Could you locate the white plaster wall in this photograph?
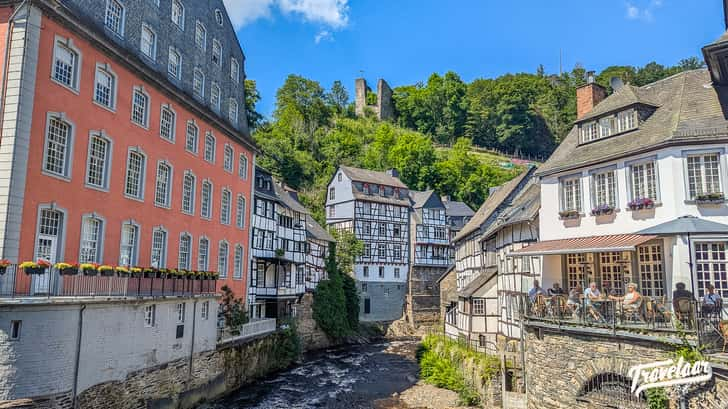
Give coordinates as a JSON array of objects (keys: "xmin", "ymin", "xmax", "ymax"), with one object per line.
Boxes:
[{"xmin": 353, "ymin": 263, "xmax": 408, "ymax": 283}]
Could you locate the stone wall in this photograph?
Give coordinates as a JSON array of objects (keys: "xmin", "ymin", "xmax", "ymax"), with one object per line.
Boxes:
[
  {"xmin": 524, "ymin": 326, "xmax": 728, "ymax": 409},
  {"xmin": 360, "ymin": 281, "xmax": 407, "ymax": 322},
  {"xmin": 406, "ymin": 266, "xmax": 447, "ymax": 328},
  {"xmin": 295, "ymin": 292, "xmax": 335, "ymax": 351}
]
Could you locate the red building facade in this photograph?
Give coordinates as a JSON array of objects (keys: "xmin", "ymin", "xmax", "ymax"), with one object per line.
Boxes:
[{"xmin": 0, "ymin": 1, "xmax": 255, "ymax": 297}]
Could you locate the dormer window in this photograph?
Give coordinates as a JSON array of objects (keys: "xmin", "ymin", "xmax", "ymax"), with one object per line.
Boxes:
[
  {"xmin": 580, "ymin": 122, "xmax": 598, "ymax": 143},
  {"xmin": 617, "ymin": 110, "xmax": 636, "ymax": 133},
  {"xmin": 580, "ymin": 109, "xmax": 637, "ymax": 144},
  {"xmin": 599, "ymin": 117, "xmax": 614, "ymax": 138}
]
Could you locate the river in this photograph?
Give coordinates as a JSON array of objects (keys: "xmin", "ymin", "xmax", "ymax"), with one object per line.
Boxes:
[{"xmin": 203, "ymin": 340, "xmax": 425, "ymax": 409}]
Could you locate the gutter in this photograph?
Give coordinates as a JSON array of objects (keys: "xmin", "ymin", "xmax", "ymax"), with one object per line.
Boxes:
[
  {"xmin": 187, "ymin": 300, "xmax": 198, "ymax": 380},
  {"xmin": 72, "ymin": 304, "xmax": 86, "ymax": 407}
]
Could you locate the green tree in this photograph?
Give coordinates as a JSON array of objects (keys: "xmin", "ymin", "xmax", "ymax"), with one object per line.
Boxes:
[
  {"xmin": 312, "ymin": 248, "xmax": 349, "ymax": 339},
  {"xmin": 244, "ymin": 79, "xmax": 263, "ymax": 131},
  {"xmin": 327, "ymin": 80, "xmax": 350, "ymax": 115},
  {"xmin": 330, "ymin": 229, "xmax": 364, "ymax": 275}
]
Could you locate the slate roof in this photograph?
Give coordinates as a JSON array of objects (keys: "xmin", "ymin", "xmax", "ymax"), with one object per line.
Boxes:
[
  {"xmin": 340, "ymin": 166, "xmax": 408, "ymax": 188},
  {"xmin": 444, "ymin": 200, "xmax": 475, "ymax": 218},
  {"xmin": 453, "ymin": 167, "xmax": 535, "ymax": 243},
  {"xmin": 481, "ymin": 180, "xmax": 540, "ymax": 239},
  {"xmin": 305, "ymin": 216, "xmax": 335, "ymax": 242},
  {"xmin": 577, "ymin": 84, "xmax": 659, "ymax": 122},
  {"xmin": 458, "ymin": 268, "xmax": 497, "ymax": 298},
  {"xmin": 538, "ymin": 69, "xmax": 728, "ymax": 177},
  {"xmin": 274, "ymin": 183, "xmax": 310, "ymax": 214},
  {"xmin": 410, "ymin": 190, "xmax": 435, "ymax": 208}
]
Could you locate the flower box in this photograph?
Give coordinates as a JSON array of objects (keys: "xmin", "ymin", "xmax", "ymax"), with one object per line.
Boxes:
[
  {"xmin": 558, "ymin": 209, "xmax": 580, "ymax": 219},
  {"xmin": 695, "ymin": 192, "xmax": 725, "ymax": 204},
  {"xmin": 0, "ymin": 259, "xmax": 10, "ymax": 275},
  {"xmin": 98, "ymin": 265, "xmax": 115, "ymax": 277},
  {"xmin": 116, "ymin": 266, "xmax": 130, "ymax": 277},
  {"xmin": 591, "ymin": 204, "xmax": 615, "ymax": 216},
  {"xmin": 55, "ymin": 262, "xmax": 79, "ymax": 276},
  {"xmin": 20, "ymin": 260, "xmax": 50, "ymax": 275},
  {"xmin": 80, "ymin": 263, "xmax": 99, "ymax": 276},
  {"xmin": 627, "ymin": 198, "xmax": 655, "ymax": 210}
]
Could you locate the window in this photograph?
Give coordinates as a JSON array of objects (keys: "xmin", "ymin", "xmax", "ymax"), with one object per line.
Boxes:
[
  {"xmin": 212, "ymin": 39, "xmax": 222, "ymax": 66},
  {"xmin": 35, "ymin": 208, "xmax": 64, "ymax": 262},
  {"xmin": 204, "ymin": 132, "xmax": 216, "ymax": 162},
  {"xmin": 592, "ymin": 170, "xmax": 616, "ymax": 208},
  {"xmin": 565, "ymin": 253, "xmax": 586, "ymax": 291},
  {"xmin": 119, "ymin": 222, "xmax": 139, "ymax": 266},
  {"xmin": 182, "ymin": 171, "xmax": 196, "ymax": 214},
  {"xmin": 104, "ymin": 0, "xmax": 125, "ymax": 36},
  {"xmin": 221, "ymin": 188, "xmax": 231, "ymax": 224},
  {"xmin": 363, "ymin": 266, "xmax": 368, "ymax": 277},
  {"xmin": 154, "ymin": 162, "xmax": 172, "ymax": 207},
  {"xmin": 140, "ymin": 24, "xmax": 156, "ymax": 59},
  {"xmin": 53, "ymin": 40, "xmax": 80, "ymax": 90},
  {"xmin": 687, "ymin": 153, "xmax": 722, "ymax": 200},
  {"xmin": 44, "ymin": 116, "xmax": 73, "ymax": 178},
  {"xmin": 695, "ymin": 242, "xmax": 728, "ymax": 298},
  {"xmin": 228, "ymin": 99, "xmax": 239, "ymax": 126},
  {"xmin": 211, "ymin": 82, "xmax": 221, "ymax": 112},
  {"xmin": 176, "ymin": 302, "xmax": 186, "ymax": 323},
  {"xmin": 234, "ymin": 245, "xmax": 243, "ymax": 279},
  {"xmin": 201, "ymin": 180, "xmax": 212, "ymax": 219},
  {"xmin": 178, "ymin": 233, "xmax": 192, "ymax": 269},
  {"xmin": 230, "ymin": 58, "xmax": 240, "ymax": 83},
  {"xmin": 434, "ymin": 227, "xmax": 446, "ymax": 240},
  {"xmin": 144, "ymin": 305, "xmax": 156, "ymax": 327},
  {"xmin": 201, "ymin": 301, "xmax": 209, "ymax": 320},
  {"xmin": 94, "ymin": 65, "xmax": 116, "ymax": 109},
  {"xmin": 168, "ymin": 48, "xmax": 181, "ymax": 80},
  {"xmin": 384, "ymin": 287, "xmax": 390, "ymax": 296},
  {"xmin": 10, "ymin": 320, "xmax": 21, "ymax": 340},
  {"xmin": 580, "ymin": 121, "xmax": 598, "ymax": 143},
  {"xmin": 150, "ymin": 227, "xmax": 167, "ymax": 268},
  {"xmin": 472, "ymin": 299, "xmax": 485, "ymax": 315},
  {"xmin": 236, "ymin": 194, "xmax": 246, "ymax": 228},
  {"xmin": 195, "ymin": 21, "xmax": 206, "ymax": 49},
  {"xmin": 198, "ymin": 237, "xmax": 209, "ymax": 270},
  {"xmin": 561, "ymin": 177, "xmax": 581, "ymax": 212},
  {"xmin": 185, "ymin": 121, "xmax": 199, "ymax": 153},
  {"xmin": 638, "ymin": 243, "xmax": 664, "ymax": 298},
  {"xmin": 193, "ymin": 68, "xmax": 205, "ymax": 98},
  {"xmin": 125, "ymin": 149, "xmax": 146, "ymax": 200},
  {"xmin": 600, "ymin": 252, "xmax": 623, "ymax": 295},
  {"xmin": 598, "ymin": 117, "xmax": 613, "ymax": 139},
  {"xmin": 218, "ymin": 241, "xmax": 229, "ymax": 278},
  {"xmin": 85, "ymin": 132, "xmax": 111, "ymax": 189},
  {"xmin": 394, "ymin": 268, "xmax": 400, "ymax": 278},
  {"xmin": 617, "ymin": 110, "xmax": 636, "ymax": 133},
  {"xmin": 131, "ymin": 88, "xmax": 149, "ymax": 127},
  {"xmin": 338, "ymin": 172, "xmax": 342, "ymax": 182},
  {"xmin": 629, "ymin": 161, "xmax": 657, "ymax": 201},
  {"xmin": 238, "ymin": 154, "xmax": 248, "ymax": 180},
  {"xmin": 255, "ymin": 198, "xmax": 274, "ymax": 219},
  {"xmin": 393, "ymin": 244, "xmax": 401, "ymax": 259},
  {"xmin": 378, "ymin": 223, "xmax": 386, "ymax": 236},
  {"xmin": 329, "ymin": 187, "xmax": 335, "ymax": 200},
  {"xmin": 215, "ymin": 9, "xmax": 224, "ymax": 25},
  {"xmin": 79, "ymin": 215, "xmax": 103, "ymax": 263},
  {"xmin": 362, "ymin": 282, "xmax": 368, "ymax": 292},
  {"xmin": 171, "ymin": 0, "xmax": 185, "ymax": 29},
  {"xmin": 378, "ymin": 266, "xmax": 384, "ymax": 278},
  {"xmin": 160, "ymin": 106, "xmax": 176, "ymax": 142},
  {"xmin": 219, "ymin": 146, "xmax": 233, "ymax": 174}
]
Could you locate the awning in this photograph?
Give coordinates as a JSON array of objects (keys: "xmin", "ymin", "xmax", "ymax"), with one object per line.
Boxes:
[{"xmin": 509, "ymin": 234, "xmax": 657, "ymax": 256}]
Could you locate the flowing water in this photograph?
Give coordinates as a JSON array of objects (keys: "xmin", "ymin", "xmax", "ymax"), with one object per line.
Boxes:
[{"xmin": 203, "ymin": 340, "xmax": 421, "ymax": 409}]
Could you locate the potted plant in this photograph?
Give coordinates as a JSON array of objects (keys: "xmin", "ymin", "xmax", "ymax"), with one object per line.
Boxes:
[
  {"xmin": 80, "ymin": 263, "xmax": 99, "ymax": 276},
  {"xmin": 695, "ymin": 192, "xmax": 725, "ymax": 204},
  {"xmin": 116, "ymin": 266, "xmax": 130, "ymax": 277},
  {"xmin": 627, "ymin": 197, "xmax": 655, "ymax": 210},
  {"xmin": 98, "ymin": 265, "xmax": 115, "ymax": 277},
  {"xmin": 130, "ymin": 266, "xmax": 142, "ymax": 277},
  {"xmin": 558, "ymin": 209, "xmax": 580, "ymax": 219},
  {"xmin": 143, "ymin": 267, "xmax": 158, "ymax": 278},
  {"xmin": 20, "ymin": 260, "xmax": 51, "ymax": 275},
  {"xmin": 591, "ymin": 204, "xmax": 615, "ymax": 216},
  {"xmin": 275, "ymin": 248, "xmax": 285, "ymax": 258},
  {"xmin": 0, "ymin": 259, "xmax": 11, "ymax": 275},
  {"xmin": 55, "ymin": 262, "xmax": 79, "ymax": 276}
]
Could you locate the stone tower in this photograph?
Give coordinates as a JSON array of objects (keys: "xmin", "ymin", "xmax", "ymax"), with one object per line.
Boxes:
[{"xmin": 355, "ymin": 78, "xmax": 393, "ymax": 121}]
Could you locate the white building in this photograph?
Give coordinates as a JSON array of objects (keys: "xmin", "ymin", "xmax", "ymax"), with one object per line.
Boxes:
[
  {"xmin": 304, "ymin": 215, "xmax": 335, "ymax": 291},
  {"xmin": 326, "ymin": 166, "xmax": 410, "ymax": 321}
]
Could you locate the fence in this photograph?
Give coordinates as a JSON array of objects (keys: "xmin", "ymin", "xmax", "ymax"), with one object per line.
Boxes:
[
  {"xmin": 217, "ymin": 318, "xmax": 277, "ymax": 343},
  {"xmin": 0, "ymin": 265, "xmax": 217, "ymax": 299}
]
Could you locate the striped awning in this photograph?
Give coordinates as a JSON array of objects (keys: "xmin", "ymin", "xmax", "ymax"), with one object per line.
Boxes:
[{"xmin": 510, "ymin": 234, "xmax": 657, "ymax": 256}]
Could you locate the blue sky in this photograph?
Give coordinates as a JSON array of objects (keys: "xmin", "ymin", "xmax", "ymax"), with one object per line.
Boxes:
[{"xmin": 223, "ymin": 0, "xmax": 725, "ymax": 117}]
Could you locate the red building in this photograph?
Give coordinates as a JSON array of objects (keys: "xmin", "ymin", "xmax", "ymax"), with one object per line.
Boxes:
[{"xmin": 0, "ymin": 0, "xmax": 256, "ymax": 297}]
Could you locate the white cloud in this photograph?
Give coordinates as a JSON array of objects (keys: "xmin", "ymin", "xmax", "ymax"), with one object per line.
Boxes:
[
  {"xmin": 626, "ymin": 4, "xmax": 640, "ymax": 19},
  {"xmin": 625, "ymin": 0, "xmax": 662, "ymax": 22},
  {"xmin": 223, "ymin": 0, "xmax": 349, "ymax": 40}
]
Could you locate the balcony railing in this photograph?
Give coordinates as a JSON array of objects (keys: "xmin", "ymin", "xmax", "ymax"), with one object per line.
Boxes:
[
  {"xmin": 522, "ymin": 294, "xmax": 726, "ymax": 349},
  {"xmin": 0, "ymin": 265, "xmax": 217, "ymax": 299},
  {"xmin": 218, "ymin": 318, "xmax": 277, "ymax": 343}
]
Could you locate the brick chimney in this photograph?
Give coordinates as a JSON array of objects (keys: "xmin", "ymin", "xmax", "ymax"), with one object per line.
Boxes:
[{"xmin": 576, "ymin": 72, "xmax": 607, "ymax": 119}]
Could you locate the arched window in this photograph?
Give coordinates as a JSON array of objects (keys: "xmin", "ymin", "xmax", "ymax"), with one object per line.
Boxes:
[
  {"xmin": 236, "ymin": 194, "xmax": 246, "ymax": 229},
  {"xmin": 178, "ymin": 233, "xmax": 192, "ymax": 269},
  {"xmin": 151, "ymin": 226, "xmax": 167, "ymax": 268},
  {"xmin": 198, "ymin": 236, "xmax": 209, "ymax": 270},
  {"xmin": 85, "ymin": 131, "xmax": 112, "ymax": 190},
  {"xmin": 181, "ymin": 170, "xmax": 196, "ymax": 214},
  {"xmin": 220, "ymin": 188, "xmax": 232, "ymax": 225},
  {"xmin": 201, "ymin": 180, "xmax": 213, "ymax": 219},
  {"xmin": 185, "ymin": 121, "xmax": 198, "ymax": 153},
  {"xmin": 234, "ymin": 245, "xmax": 243, "ymax": 279},
  {"xmin": 228, "ymin": 99, "xmax": 238, "ymax": 126},
  {"xmin": 215, "ymin": 9, "xmax": 224, "ymax": 26},
  {"xmin": 43, "ymin": 115, "xmax": 74, "ymax": 178},
  {"xmin": 204, "ymin": 132, "xmax": 216, "ymax": 163},
  {"xmin": 195, "ymin": 20, "xmax": 206, "ymax": 49},
  {"xmin": 171, "ymin": 0, "xmax": 185, "ymax": 29},
  {"xmin": 218, "ymin": 241, "xmax": 229, "ymax": 278},
  {"xmin": 154, "ymin": 161, "xmax": 172, "ymax": 208},
  {"xmin": 119, "ymin": 221, "xmax": 139, "ymax": 266},
  {"xmin": 238, "ymin": 154, "xmax": 248, "ymax": 180},
  {"xmin": 79, "ymin": 214, "xmax": 104, "ymax": 263},
  {"xmin": 223, "ymin": 144, "xmax": 234, "ymax": 172}
]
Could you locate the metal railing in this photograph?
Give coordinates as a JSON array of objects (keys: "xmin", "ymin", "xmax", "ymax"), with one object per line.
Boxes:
[
  {"xmin": 0, "ymin": 265, "xmax": 217, "ymax": 299},
  {"xmin": 217, "ymin": 318, "xmax": 277, "ymax": 343}
]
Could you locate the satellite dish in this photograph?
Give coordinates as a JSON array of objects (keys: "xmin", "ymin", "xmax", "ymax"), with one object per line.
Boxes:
[{"xmin": 610, "ymin": 76, "xmax": 625, "ymax": 91}]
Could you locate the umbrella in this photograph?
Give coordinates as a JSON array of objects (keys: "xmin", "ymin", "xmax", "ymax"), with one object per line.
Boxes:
[{"xmin": 637, "ymin": 215, "xmax": 728, "ymax": 296}]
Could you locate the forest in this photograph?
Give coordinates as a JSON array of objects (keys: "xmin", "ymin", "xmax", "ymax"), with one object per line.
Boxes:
[{"xmin": 245, "ymin": 57, "xmax": 706, "ymax": 223}]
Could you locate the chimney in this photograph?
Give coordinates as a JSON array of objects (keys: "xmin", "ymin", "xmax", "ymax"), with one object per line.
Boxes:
[
  {"xmin": 576, "ymin": 71, "xmax": 607, "ymax": 119},
  {"xmin": 385, "ymin": 169, "xmax": 399, "ymax": 178},
  {"xmin": 441, "ymin": 195, "xmax": 450, "ymax": 203}
]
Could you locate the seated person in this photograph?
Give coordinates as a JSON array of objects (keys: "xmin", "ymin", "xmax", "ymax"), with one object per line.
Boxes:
[
  {"xmin": 703, "ymin": 284, "xmax": 723, "ymax": 314},
  {"xmin": 548, "ymin": 282, "xmax": 566, "ymax": 296},
  {"xmin": 609, "ymin": 282, "xmax": 642, "ymax": 311},
  {"xmin": 672, "ymin": 282, "xmax": 695, "ymax": 316},
  {"xmin": 584, "ymin": 282, "xmax": 602, "ymax": 306},
  {"xmin": 567, "ymin": 284, "xmax": 583, "ymax": 314},
  {"xmin": 528, "ymin": 279, "xmax": 546, "ymax": 302}
]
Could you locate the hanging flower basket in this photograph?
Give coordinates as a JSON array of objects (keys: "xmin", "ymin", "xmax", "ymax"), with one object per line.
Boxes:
[
  {"xmin": 80, "ymin": 263, "xmax": 99, "ymax": 276},
  {"xmin": 55, "ymin": 262, "xmax": 79, "ymax": 276},
  {"xmin": 0, "ymin": 259, "xmax": 11, "ymax": 275},
  {"xmin": 20, "ymin": 260, "xmax": 51, "ymax": 275},
  {"xmin": 591, "ymin": 204, "xmax": 615, "ymax": 216},
  {"xmin": 627, "ymin": 198, "xmax": 655, "ymax": 210}
]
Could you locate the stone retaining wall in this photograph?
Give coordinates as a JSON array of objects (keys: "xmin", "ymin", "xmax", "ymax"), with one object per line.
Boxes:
[
  {"xmin": 295, "ymin": 292, "xmax": 335, "ymax": 352},
  {"xmin": 524, "ymin": 326, "xmax": 728, "ymax": 409}
]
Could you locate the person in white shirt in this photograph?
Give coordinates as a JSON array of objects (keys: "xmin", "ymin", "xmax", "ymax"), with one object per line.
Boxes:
[
  {"xmin": 584, "ymin": 282, "xmax": 605, "ymax": 322},
  {"xmin": 529, "ymin": 279, "xmax": 546, "ymax": 302}
]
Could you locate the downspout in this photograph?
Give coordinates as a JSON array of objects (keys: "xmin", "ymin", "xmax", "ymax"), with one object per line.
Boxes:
[
  {"xmin": 188, "ymin": 299, "xmax": 198, "ymax": 380},
  {"xmin": 72, "ymin": 304, "xmax": 86, "ymax": 408},
  {"xmin": 247, "ymin": 154, "xmax": 257, "ymax": 317}
]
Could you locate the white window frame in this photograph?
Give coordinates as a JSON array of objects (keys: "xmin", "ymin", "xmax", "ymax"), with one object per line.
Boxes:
[
  {"xmin": 168, "ymin": 47, "xmax": 182, "ymax": 80},
  {"xmin": 195, "ymin": 20, "xmax": 207, "ymax": 50},
  {"xmin": 42, "ymin": 113, "xmax": 75, "ymax": 181},
  {"xmin": 211, "ymin": 82, "xmax": 221, "ymax": 113},
  {"xmin": 33, "ymin": 204, "xmax": 67, "ymax": 263},
  {"xmin": 684, "ymin": 150, "xmax": 725, "ymax": 201},
  {"xmin": 218, "ymin": 240, "xmax": 229, "ymax": 278},
  {"xmin": 591, "ymin": 168, "xmax": 618, "ymax": 208},
  {"xmin": 131, "ymin": 86, "xmax": 150, "ymax": 128},
  {"xmin": 104, "ymin": 0, "xmax": 125, "ymax": 37},
  {"xmin": 140, "ymin": 23, "xmax": 157, "ymax": 60},
  {"xmin": 627, "ymin": 157, "xmax": 659, "ymax": 202},
  {"xmin": 472, "ymin": 298, "xmax": 485, "ymax": 315},
  {"xmin": 212, "ymin": 39, "xmax": 222, "ymax": 66},
  {"xmin": 124, "ymin": 147, "xmax": 147, "ymax": 201},
  {"xmin": 181, "ymin": 170, "xmax": 196, "ymax": 215},
  {"xmin": 598, "ymin": 117, "xmax": 614, "ymax": 139},
  {"xmin": 193, "ymin": 68, "xmax": 205, "ymax": 99},
  {"xmin": 234, "ymin": 245, "xmax": 243, "ymax": 279},
  {"xmin": 228, "ymin": 99, "xmax": 238, "ymax": 126},
  {"xmin": 176, "ymin": 302, "xmax": 186, "ymax": 323},
  {"xmin": 201, "ymin": 301, "xmax": 209, "ymax": 320},
  {"xmin": 238, "ymin": 154, "xmax": 248, "ymax": 180},
  {"xmin": 144, "ymin": 304, "xmax": 156, "ymax": 327},
  {"xmin": 150, "ymin": 226, "xmax": 168, "ymax": 268},
  {"xmin": 220, "ymin": 188, "xmax": 232, "ymax": 225},
  {"xmin": 79, "ymin": 213, "xmax": 105, "ymax": 263},
  {"xmin": 171, "ymin": 0, "xmax": 185, "ymax": 30},
  {"xmin": 580, "ymin": 121, "xmax": 598, "ymax": 143},
  {"xmin": 230, "ymin": 58, "xmax": 239, "ymax": 83},
  {"xmin": 201, "ymin": 179, "xmax": 213, "ymax": 219},
  {"xmin": 154, "ymin": 161, "xmax": 173, "ymax": 208},
  {"xmin": 178, "ymin": 232, "xmax": 192, "ymax": 270},
  {"xmin": 559, "ymin": 175, "xmax": 582, "ymax": 213},
  {"xmin": 185, "ymin": 120, "xmax": 199, "ymax": 154},
  {"xmin": 159, "ymin": 104, "xmax": 176, "ymax": 143},
  {"xmin": 617, "ymin": 109, "xmax": 636, "ymax": 133},
  {"xmin": 51, "ymin": 36, "xmax": 82, "ymax": 92},
  {"xmin": 236, "ymin": 194, "xmax": 246, "ymax": 229},
  {"xmin": 223, "ymin": 144, "xmax": 234, "ymax": 172},
  {"xmin": 93, "ymin": 63, "xmax": 117, "ymax": 111},
  {"xmin": 85, "ymin": 130, "xmax": 113, "ymax": 191},
  {"xmin": 119, "ymin": 220, "xmax": 140, "ymax": 266},
  {"xmin": 204, "ymin": 132, "xmax": 216, "ymax": 163},
  {"xmin": 198, "ymin": 236, "xmax": 210, "ymax": 271}
]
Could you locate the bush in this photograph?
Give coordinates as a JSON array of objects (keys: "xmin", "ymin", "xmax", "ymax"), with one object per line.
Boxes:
[
  {"xmin": 271, "ymin": 319, "xmax": 302, "ymax": 369},
  {"xmin": 341, "ymin": 272, "xmax": 359, "ymax": 332},
  {"xmin": 312, "ymin": 248, "xmax": 350, "ymax": 339}
]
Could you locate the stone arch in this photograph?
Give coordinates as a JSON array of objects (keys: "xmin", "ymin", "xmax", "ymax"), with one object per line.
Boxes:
[
  {"xmin": 573, "ymin": 356, "xmax": 633, "ymax": 388},
  {"xmin": 577, "ymin": 372, "xmax": 647, "ymax": 409}
]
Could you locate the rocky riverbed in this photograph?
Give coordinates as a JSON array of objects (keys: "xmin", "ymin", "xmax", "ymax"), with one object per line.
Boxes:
[{"xmin": 202, "ymin": 339, "xmax": 474, "ymax": 409}]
